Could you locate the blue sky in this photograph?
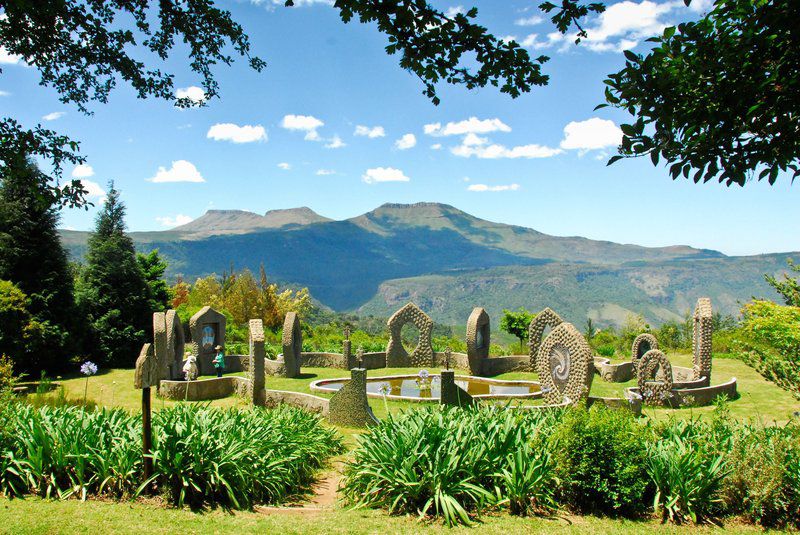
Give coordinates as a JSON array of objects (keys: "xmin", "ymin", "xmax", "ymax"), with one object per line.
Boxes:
[{"xmin": 1, "ymin": 0, "xmax": 797, "ymax": 256}]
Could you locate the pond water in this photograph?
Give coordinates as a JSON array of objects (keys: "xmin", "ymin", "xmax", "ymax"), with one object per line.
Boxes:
[{"xmin": 314, "ymin": 374, "xmax": 540, "ymax": 400}]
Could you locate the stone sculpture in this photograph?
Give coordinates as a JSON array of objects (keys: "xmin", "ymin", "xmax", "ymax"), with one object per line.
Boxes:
[
  {"xmin": 465, "ymin": 307, "xmax": 490, "ymax": 375},
  {"xmin": 248, "ymin": 319, "xmax": 266, "ymax": 405},
  {"xmin": 189, "ymin": 306, "xmax": 226, "ymax": 375},
  {"xmin": 637, "ymin": 349, "xmax": 673, "ymax": 405},
  {"xmin": 528, "ymin": 307, "xmax": 563, "ymax": 370},
  {"xmin": 536, "ymin": 322, "xmax": 593, "ymax": 405},
  {"xmin": 328, "ymin": 368, "xmax": 379, "ymax": 428},
  {"xmin": 153, "ymin": 310, "xmax": 185, "ymax": 381},
  {"xmin": 692, "ymin": 297, "xmax": 713, "ymax": 381},
  {"xmin": 631, "ymin": 333, "xmax": 659, "ymax": 371},
  {"xmin": 282, "ymin": 311, "xmax": 302, "ymax": 378},
  {"xmin": 385, "ymin": 302, "xmax": 434, "ymax": 368},
  {"xmin": 134, "ymin": 343, "xmax": 156, "ymax": 389},
  {"xmin": 343, "ymin": 326, "xmax": 353, "ymax": 369},
  {"xmin": 440, "ymin": 369, "xmax": 474, "ymax": 408},
  {"xmin": 182, "ymin": 355, "xmax": 199, "ymax": 381}
]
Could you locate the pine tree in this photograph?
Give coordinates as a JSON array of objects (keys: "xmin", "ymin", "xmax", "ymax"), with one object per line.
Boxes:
[
  {"xmin": 76, "ymin": 182, "xmax": 151, "ymax": 367},
  {"xmin": 137, "ymin": 249, "xmax": 172, "ymax": 313},
  {"xmin": 0, "ymin": 155, "xmax": 80, "ymax": 373}
]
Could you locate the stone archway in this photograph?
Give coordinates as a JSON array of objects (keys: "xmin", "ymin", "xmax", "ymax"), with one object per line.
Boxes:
[
  {"xmin": 637, "ymin": 349, "xmax": 673, "ymax": 405},
  {"xmin": 528, "ymin": 307, "xmax": 563, "ymax": 370},
  {"xmin": 282, "ymin": 312, "xmax": 302, "ymax": 378},
  {"xmin": 189, "ymin": 306, "xmax": 226, "ymax": 376},
  {"xmin": 631, "ymin": 333, "xmax": 658, "ymax": 372},
  {"xmin": 692, "ymin": 298, "xmax": 713, "ymax": 381},
  {"xmin": 386, "ymin": 303, "xmax": 434, "ymax": 368},
  {"xmin": 536, "ymin": 322, "xmax": 593, "ymax": 405},
  {"xmin": 466, "ymin": 307, "xmax": 490, "ymax": 376}
]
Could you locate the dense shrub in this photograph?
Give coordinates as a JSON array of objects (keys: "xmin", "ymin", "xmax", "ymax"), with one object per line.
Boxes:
[
  {"xmin": 648, "ymin": 420, "xmax": 729, "ymax": 524},
  {"xmin": 341, "ymin": 406, "xmax": 561, "ymax": 526},
  {"xmin": 722, "ymin": 423, "xmax": 800, "ymax": 528},
  {"xmin": 734, "ymin": 300, "xmax": 800, "ymax": 398},
  {"xmin": 0, "ymin": 403, "xmax": 342, "ymax": 508},
  {"xmin": 550, "ymin": 406, "xmax": 654, "ymax": 517}
]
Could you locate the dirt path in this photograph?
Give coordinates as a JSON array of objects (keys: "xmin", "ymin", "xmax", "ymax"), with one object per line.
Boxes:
[{"xmin": 256, "ymin": 462, "xmax": 344, "ymax": 515}]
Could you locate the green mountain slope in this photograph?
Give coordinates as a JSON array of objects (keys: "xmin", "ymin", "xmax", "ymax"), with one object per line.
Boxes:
[
  {"xmin": 356, "ymin": 254, "xmax": 795, "ymax": 327},
  {"xmin": 59, "ymin": 202, "xmax": 794, "ymax": 326}
]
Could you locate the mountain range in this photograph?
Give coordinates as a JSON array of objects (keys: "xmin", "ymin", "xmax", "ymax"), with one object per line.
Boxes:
[{"xmin": 60, "ymin": 202, "xmax": 796, "ymax": 328}]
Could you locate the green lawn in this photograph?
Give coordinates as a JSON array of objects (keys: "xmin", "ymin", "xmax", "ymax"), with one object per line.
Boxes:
[
  {"xmin": 0, "ymin": 497, "xmax": 764, "ymax": 534},
  {"xmin": 37, "ymin": 352, "xmax": 800, "ymax": 424}
]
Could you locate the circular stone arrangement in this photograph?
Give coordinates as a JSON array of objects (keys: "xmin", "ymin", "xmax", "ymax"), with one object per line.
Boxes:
[
  {"xmin": 631, "ymin": 333, "xmax": 658, "ymax": 372},
  {"xmin": 536, "ymin": 322, "xmax": 592, "ymax": 405},
  {"xmin": 528, "ymin": 307, "xmax": 563, "ymax": 370},
  {"xmin": 637, "ymin": 349, "xmax": 673, "ymax": 405}
]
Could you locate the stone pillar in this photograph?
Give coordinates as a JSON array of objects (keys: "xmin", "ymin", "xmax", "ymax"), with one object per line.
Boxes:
[
  {"xmin": 282, "ymin": 312, "xmax": 302, "ymax": 378},
  {"xmin": 342, "ymin": 326, "xmax": 353, "ymax": 369},
  {"xmin": 248, "ymin": 319, "xmax": 266, "ymax": 406},
  {"xmin": 439, "ymin": 369, "xmax": 474, "ymax": 408},
  {"xmin": 328, "ymin": 368, "xmax": 379, "ymax": 428}
]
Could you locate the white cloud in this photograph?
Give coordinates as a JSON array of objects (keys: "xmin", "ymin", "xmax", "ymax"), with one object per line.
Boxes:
[
  {"xmin": 281, "ymin": 114, "xmax": 324, "ymax": 140},
  {"xmin": 431, "ymin": 143, "xmax": 442, "ymax": 150},
  {"xmin": 206, "ymin": 123, "xmax": 267, "ymax": 143},
  {"xmin": 316, "ymin": 169, "xmax": 336, "ymax": 176},
  {"xmin": 395, "ymin": 133, "xmax": 417, "ymax": 150},
  {"xmin": 81, "ymin": 179, "xmax": 106, "ymax": 199},
  {"xmin": 156, "ymin": 214, "xmax": 193, "ymax": 228},
  {"xmin": 520, "ymin": 33, "xmax": 563, "ymax": 50},
  {"xmin": 148, "ymin": 160, "xmax": 205, "ymax": 183},
  {"xmin": 560, "ymin": 117, "xmax": 622, "ymax": 150},
  {"xmin": 71, "ymin": 164, "xmax": 94, "ymax": 178},
  {"xmin": 42, "ymin": 112, "xmax": 65, "ymax": 121},
  {"xmin": 541, "ymin": 0, "xmax": 676, "ymax": 53},
  {"xmin": 0, "ymin": 90, "xmax": 9, "ymax": 97},
  {"xmin": 325, "ymin": 135, "xmax": 346, "ymax": 149},
  {"xmin": 467, "ymin": 183, "xmax": 521, "ymax": 192},
  {"xmin": 277, "ymin": 162, "xmax": 291, "ymax": 170},
  {"xmin": 424, "ymin": 117, "xmax": 511, "ymax": 137},
  {"xmin": 445, "ymin": 5, "xmax": 464, "ymax": 17},
  {"xmin": 514, "ymin": 15, "xmax": 543, "ymax": 26},
  {"xmin": 354, "ymin": 125, "xmax": 386, "ymax": 138},
  {"xmin": 175, "ymin": 86, "xmax": 206, "ymax": 104},
  {"xmin": 0, "ymin": 47, "xmax": 23, "ymax": 65},
  {"xmin": 362, "ymin": 167, "xmax": 410, "ymax": 184},
  {"xmin": 452, "ymin": 139, "xmax": 562, "ymax": 159}
]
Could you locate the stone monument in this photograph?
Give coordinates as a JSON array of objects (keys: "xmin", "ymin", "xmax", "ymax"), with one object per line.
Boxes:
[
  {"xmin": 637, "ymin": 349, "xmax": 674, "ymax": 405},
  {"xmin": 465, "ymin": 307, "xmax": 490, "ymax": 376},
  {"xmin": 692, "ymin": 297, "xmax": 713, "ymax": 381},
  {"xmin": 528, "ymin": 307, "xmax": 563, "ymax": 370},
  {"xmin": 282, "ymin": 311, "xmax": 302, "ymax": 378},
  {"xmin": 328, "ymin": 367, "xmax": 379, "ymax": 428},
  {"xmin": 536, "ymin": 322, "xmax": 593, "ymax": 405},
  {"xmin": 248, "ymin": 319, "xmax": 266, "ymax": 405},
  {"xmin": 189, "ymin": 306, "xmax": 226, "ymax": 376},
  {"xmin": 631, "ymin": 333, "xmax": 659, "ymax": 372},
  {"xmin": 385, "ymin": 302, "xmax": 434, "ymax": 368}
]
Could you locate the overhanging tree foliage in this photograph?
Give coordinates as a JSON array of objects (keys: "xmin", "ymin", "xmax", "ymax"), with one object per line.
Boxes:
[
  {"xmin": 598, "ymin": 0, "xmax": 799, "ymax": 186},
  {"xmin": 0, "ymin": 0, "xmax": 543, "ymax": 207}
]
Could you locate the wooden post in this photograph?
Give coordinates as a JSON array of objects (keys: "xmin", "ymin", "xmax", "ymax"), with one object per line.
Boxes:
[{"xmin": 142, "ymin": 387, "xmax": 153, "ymax": 482}]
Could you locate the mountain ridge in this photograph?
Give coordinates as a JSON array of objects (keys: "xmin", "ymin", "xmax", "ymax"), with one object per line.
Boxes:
[{"xmin": 58, "ymin": 202, "xmax": 795, "ymax": 327}]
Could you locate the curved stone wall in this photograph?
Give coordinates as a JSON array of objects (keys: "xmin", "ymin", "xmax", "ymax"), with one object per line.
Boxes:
[
  {"xmin": 159, "ymin": 376, "xmax": 249, "ymax": 401},
  {"xmin": 593, "ymin": 358, "xmax": 635, "ymax": 382}
]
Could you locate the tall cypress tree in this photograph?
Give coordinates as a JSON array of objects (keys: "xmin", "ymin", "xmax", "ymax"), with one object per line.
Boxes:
[
  {"xmin": 77, "ymin": 182, "xmax": 150, "ymax": 367},
  {"xmin": 0, "ymin": 155, "xmax": 79, "ymax": 373}
]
